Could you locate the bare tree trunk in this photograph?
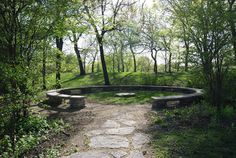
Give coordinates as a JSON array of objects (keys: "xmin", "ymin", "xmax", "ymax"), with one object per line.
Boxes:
[
  {"xmin": 91, "ymin": 59, "xmax": 95, "ymax": 73},
  {"xmin": 164, "ymin": 51, "xmax": 167, "ymax": 72},
  {"xmin": 151, "ymin": 49, "xmax": 158, "ymax": 74},
  {"xmin": 56, "ymin": 37, "xmax": 63, "ymax": 89},
  {"xmin": 228, "ymin": 0, "xmax": 236, "ymax": 62},
  {"xmin": 168, "ymin": 52, "xmax": 172, "ymax": 73},
  {"xmin": 74, "ymin": 43, "xmax": 86, "ymax": 76},
  {"xmin": 121, "ymin": 51, "xmax": 125, "ymax": 72},
  {"xmin": 42, "ymin": 49, "xmax": 46, "ymax": 90},
  {"xmin": 130, "ymin": 45, "xmax": 137, "ymax": 72},
  {"xmin": 120, "ymin": 45, "xmax": 125, "ymax": 72},
  {"xmin": 91, "ymin": 50, "xmax": 98, "ymax": 73},
  {"xmin": 154, "ymin": 60, "xmax": 157, "ymax": 74},
  {"xmin": 231, "ymin": 24, "xmax": 236, "ymax": 61},
  {"xmin": 117, "ymin": 56, "xmax": 120, "ymax": 72},
  {"xmin": 97, "ymin": 63, "xmax": 100, "ymax": 72},
  {"xmin": 112, "ymin": 53, "xmax": 115, "ymax": 73},
  {"xmin": 184, "ymin": 40, "xmax": 190, "ymax": 71},
  {"xmin": 83, "ymin": 56, "xmax": 86, "ymax": 73},
  {"xmin": 98, "ymin": 37, "xmax": 110, "ymax": 85},
  {"xmin": 91, "ymin": 56, "xmax": 96, "ymax": 73}
]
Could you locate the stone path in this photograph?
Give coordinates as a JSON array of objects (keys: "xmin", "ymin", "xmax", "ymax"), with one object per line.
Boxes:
[{"xmin": 63, "ymin": 103, "xmax": 152, "ymax": 158}]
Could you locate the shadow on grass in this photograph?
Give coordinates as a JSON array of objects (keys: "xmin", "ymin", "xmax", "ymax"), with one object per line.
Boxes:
[
  {"xmin": 149, "ymin": 106, "xmax": 236, "ymax": 158},
  {"xmin": 61, "ymin": 74, "xmax": 84, "ymax": 84},
  {"xmin": 152, "ymin": 127, "xmax": 236, "ymax": 158}
]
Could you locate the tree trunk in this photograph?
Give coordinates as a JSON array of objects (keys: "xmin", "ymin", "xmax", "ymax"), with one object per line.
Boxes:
[
  {"xmin": 83, "ymin": 55, "xmax": 86, "ymax": 73},
  {"xmin": 151, "ymin": 49, "xmax": 158, "ymax": 74},
  {"xmin": 56, "ymin": 37, "xmax": 63, "ymax": 89},
  {"xmin": 97, "ymin": 59, "xmax": 100, "ymax": 72},
  {"xmin": 168, "ymin": 52, "xmax": 172, "ymax": 73},
  {"xmin": 91, "ymin": 51, "xmax": 97, "ymax": 73},
  {"xmin": 121, "ymin": 51, "xmax": 125, "ymax": 72},
  {"xmin": 74, "ymin": 43, "xmax": 86, "ymax": 76},
  {"xmin": 130, "ymin": 45, "xmax": 137, "ymax": 72},
  {"xmin": 120, "ymin": 45, "xmax": 125, "ymax": 72},
  {"xmin": 117, "ymin": 56, "xmax": 120, "ymax": 72},
  {"xmin": 98, "ymin": 38, "xmax": 110, "ymax": 85},
  {"xmin": 91, "ymin": 57, "xmax": 96, "ymax": 73},
  {"xmin": 231, "ymin": 24, "xmax": 236, "ymax": 62},
  {"xmin": 228, "ymin": 0, "xmax": 236, "ymax": 62},
  {"xmin": 184, "ymin": 40, "xmax": 189, "ymax": 71},
  {"xmin": 164, "ymin": 51, "xmax": 167, "ymax": 72},
  {"xmin": 154, "ymin": 60, "xmax": 157, "ymax": 74},
  {"xmin": 112, "ymin": 53, "xmax": 115, "ymax": 73},
  {"xmin": 42, "ymin": 49, "xmax": 46, "ymax": 90}
]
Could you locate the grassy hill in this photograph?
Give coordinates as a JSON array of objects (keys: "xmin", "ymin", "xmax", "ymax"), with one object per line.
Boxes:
[{"xmin": 46, "ymin": 71, "xmax": 204, "ymax": 89}]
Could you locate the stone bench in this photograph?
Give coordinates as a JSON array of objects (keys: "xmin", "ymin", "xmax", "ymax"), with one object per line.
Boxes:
[
  {"xmin": 152, "ymin": 92, "xmax": 203, "ymax": 109},
  {"xmin": 47, "ymin": 86, "xmax": 203, "ymax": 109},
  {"xmin": 46, "ymin": 90, "xmax": 86, "ymax": 108}
]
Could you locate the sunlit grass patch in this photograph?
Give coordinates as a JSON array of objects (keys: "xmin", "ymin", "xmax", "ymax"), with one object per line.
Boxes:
[{"xmin": 85, "ymin": 90, "xmax": 179, "ymax": 105}]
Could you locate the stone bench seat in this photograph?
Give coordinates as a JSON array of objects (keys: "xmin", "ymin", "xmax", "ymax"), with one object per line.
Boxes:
[
  {"xmin": 152, "ymin": 93, "xmax": 202, "ymax": 109},
  {"xmin": 46, "ymin": 90, "xmax": 86, "ymax": 108}
]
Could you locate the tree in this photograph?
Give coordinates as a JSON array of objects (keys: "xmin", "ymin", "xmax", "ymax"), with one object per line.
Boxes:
[
  {"xmin": 173, "ymin": 14, "xmax": 192, "ymax": 71},
  {"xmin": 52, "ymin": 0, "xmax": 74, "ymax": 88},
  {"xmin": 67, "ymin": 2, "xmax": 88, "ymax": 75},
  {"xmin": 83, "ymin": 0, "xmax": 130, "ymax": 85},
  {"xmin": 0, "ymin": 0, "xmax": 58, "ymax": 153},
  {"xmin": 141, "ymin": 7, "xmax": 163, "ymax": 74},
  {"xmin": 161, "ymin": 30, "xmax": 174, "ymax": 73},
  {"xmin": 227, "ymin": 0, "xmax": 236, "ymax": 62},
  {"xmin": 122, "ymin": 25, "xmax": 141, "ymax": 72},
  {"xmin": 69, "ymin": 32, "xmax": 86, "ymax": 75},
  {"xmin": 169, "ymin": 0, "xmax": 232, "ymax": 109}
]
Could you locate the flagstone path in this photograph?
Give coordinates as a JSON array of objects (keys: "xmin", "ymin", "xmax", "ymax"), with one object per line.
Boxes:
[{"xmin": 62, "ymin": 103, "xmax": 153, "ymax": 158}]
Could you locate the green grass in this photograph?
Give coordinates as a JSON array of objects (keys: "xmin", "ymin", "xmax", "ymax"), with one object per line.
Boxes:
[
  {"xmin": 150, "ymin": 104, "xmax": 236, "ymax": 158},
  {"xmin": 46, "ymin": 71, "xmax": 204, "ymax": 89},
  {"xmin": 153, "ymin": 128, "xmax": 236, "ymax": 158},
  {"xmin": 85, "ymin": 91, "xmax": 180, "ymax": 105}
]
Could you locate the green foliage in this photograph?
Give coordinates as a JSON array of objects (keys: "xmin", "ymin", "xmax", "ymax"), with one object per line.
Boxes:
[
  {"xmin": 224, "ymin": 69, "xmax": 236, "ymax": 104},
  {"xmin": 0, "ymin": 114, "xmax": 67, "ymax": 158},
  {"xmin": 39, "ymin": 146, "xmax": 60, "ymax": 158}
]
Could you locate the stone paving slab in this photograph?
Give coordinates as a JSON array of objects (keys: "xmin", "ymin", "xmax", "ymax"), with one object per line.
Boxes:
[
  {"xmin": 64, "ymin": 150, "xmax": 110, "ymax": 158},
  {"xmin": 110, "ymin": 150, "xmax": 128, "ymax": 158},
  {"xmin": 102, "ymin": 120, "xmax": 121, "ymax": 128},
  {"xmin": 118, "ymin": 119, "xmax": 137, "ymax": 126},
  {"xmin": 86, "ymin": 130, "xmax": 104, "ymax": 137},
  {"xmin": 132, "ymin": 133, "xmax": 150, "ymax": 149},
  {"xmin": 105, "ymin": 127, "xmax": 135, "ymax": 135},
  {"xmin": 129, "ymin": 150, "xmax": 145, "ymax": 158},
  {"xmin": 87, "ymin": 127, "xmax": 135, "ymax": 137},
  {"xmin": 89, "ymin": 135, "xmax": 129, "ymax": 148}
]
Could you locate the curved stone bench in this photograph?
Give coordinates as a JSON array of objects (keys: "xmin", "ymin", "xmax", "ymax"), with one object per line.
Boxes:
[
  {"xmin": 151, "ymin": 88, "xmax": 203, "ymax": 109},
  {"xmin": 46, "ymin": 89, "xmax": 86, "ymax": 108},
  {"xmin": 46, "ymin": 85, "xmax": 203, "ymax": 109}
]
